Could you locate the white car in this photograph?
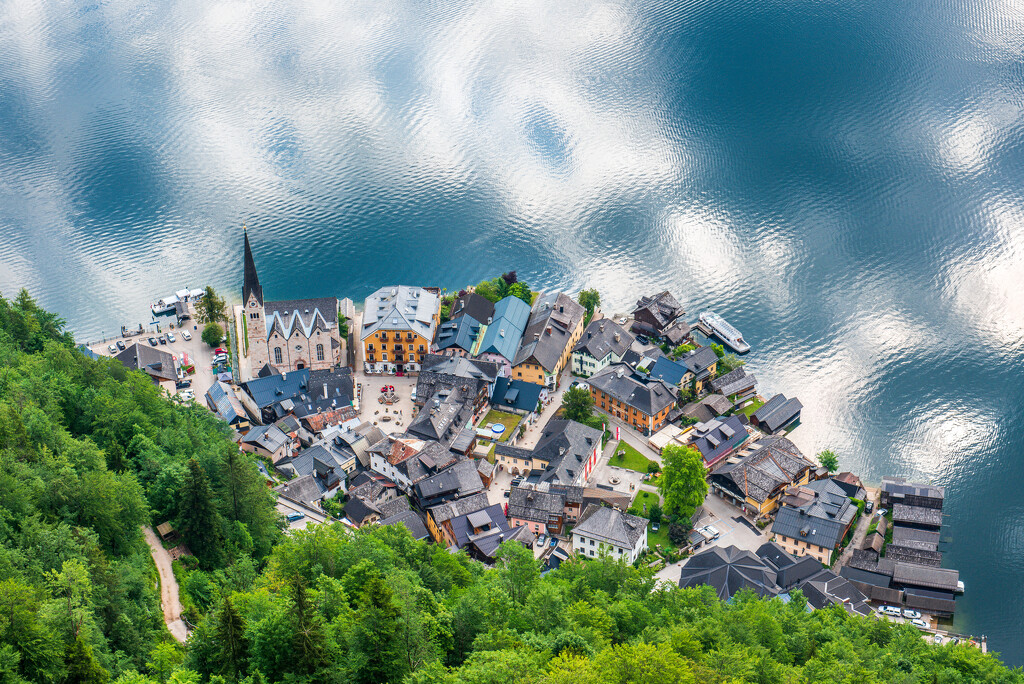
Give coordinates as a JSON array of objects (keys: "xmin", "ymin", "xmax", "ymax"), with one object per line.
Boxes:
[
  {"xmin": 910, "ymin": 618, "xmax": 929, "ymax": 629},
  {"xmin": 166, "ymin": 332, "xmax": 176, "ymax": 343},
  {"xmin": 876, "ymin": 605, "xmax": 902, "ymax": 617},
  {"xmin": 178, "ymin": 390, "xmax": 195, "ymax": 402},
  {"xmin": 410, "ymin": 386, "xmax": 417, "ymax": 402},
  {"xmin": 181, "ymin": 330, "xmax": 192, "ymax": 341},
  {"xmin": 701, "ymin": 525, "xmax": 721, "ymax": 540},
  {"xmin": 107, "ymin": 344, "xmax": 118, "ymax": 353},
  {"xmin": 902, "ymin": 609, "xmax": 921, "ymax": 619}
]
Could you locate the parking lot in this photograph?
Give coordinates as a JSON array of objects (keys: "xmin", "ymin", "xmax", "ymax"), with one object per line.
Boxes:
[{"xmin": 86, "ymin": 319, "xmax": 220, "ymax": 402}]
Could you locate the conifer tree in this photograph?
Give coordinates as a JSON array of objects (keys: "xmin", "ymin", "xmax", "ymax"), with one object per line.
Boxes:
[{"xmin": 177, "ymin": 459, "xmax": 224, "ymax": 568}]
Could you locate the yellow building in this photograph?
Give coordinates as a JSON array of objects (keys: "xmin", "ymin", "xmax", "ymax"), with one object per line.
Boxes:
[
  {"xmin": 708, "ymin": 435, "xmax": 816, "ymax": 518},
  {"xmin": 361, "ymin": 286, "xmax": 441, "ymax": 373},
  {"xmin": 511, "ymin": 292, "xmax": 585, "ymax": 388}
]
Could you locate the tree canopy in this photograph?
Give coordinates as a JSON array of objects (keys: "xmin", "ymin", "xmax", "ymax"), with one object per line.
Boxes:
[
  {"xmin": 196, "ymin": 287, "xmax": 227, "ymax": 324},
  {"xmin": 577, "ymin": 289, "xmax": 600, "ymax": 326},
  {"xmin": 202, "ymin": 322, "xmax": 224, "ymax": 348},
  {"xmin": 560, "ymin": 387, "xmax": 595, "ymax": 424},
  {"xmin": 818, "ymin": 449, "xmax": 839, "ymax": 472},
  {"xmin": 658, "ymin": 444, "xmax": 708, "ymax": 520}
]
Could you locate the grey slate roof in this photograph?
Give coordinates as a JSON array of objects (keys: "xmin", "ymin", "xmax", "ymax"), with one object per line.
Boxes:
[
  {"xmin": 274, "ymin": 475, "xmax": 324, "ymax": 508},
  {"xmin": 892, "ymin": 526, "xmax": 940, "ymax": 551},
  {"xmin": 476, "ymin": 296, "xmax": 532, "ymax": 361},
  {"xmin": 892, "ymin": 562, "xmax": 959, "ymax": 592},
  {"xmin": 513, "ymin": 292, "xmax": 585, "ymax": 372},
  {"xmin": 377, "ymin": 496, "xmax": 411, "ymax": 519},
  {"xmin": 758, "ymin": 396, "xmax": 803, "ymax": 433},
  {"xmin": 631, "ymin": 292, "xmax": 685, "ymax": 332},
  {"xmin": 680, "ymin": 346, "xmax": 719, "ymax": 375},
  {"xmin": 361, "ymin": 286, "xmax": 440, "ymax": 340},
  {"xmin": 242, "ymin": 369, "xmax": 311, "ymax": 409},
  {"xmin": 450, "ymin": 503, "xmax": 510, "ymax": 548},
  {"xmin": 572, "ymin": 319, "xmax": 632, "ymax": 362},
  {"xmin": 690, "ymin": 415, "xmax": 748, "ymax": 466},
  {"xmin": 880, "ymin": 477, "xmax": 945, "ymax": 508},
  {"xmin": 799, "ymin": 569, "xmax": 872, "ymax": 616},
  {"xmin": 264, "ymin": 298, "xmax": 338, "ymax": 341},
  {"xmin": 755, "ymin": 542, "xmax": 824, "ymax": 589},
  {"xmin": 115, "ymin": 343, "xmax": 177, "ymax": 382},
  {"xmin": 206, "ymin": 381, "xmax": 246, "ymax": 424},
  {"xmin": 450, "ymin": 292, "xmax": 495, "ymax": 324},
  {"xmin": 242, "ymin": 424, "xmax": 289, "ymax": 453},
  {"xmin": 710, "ymin": 368, "xmax": 755, "ymax": 395},
  {"xmin": 573, "ymin": 504, "xmax": 646, "ymax": 549},
  {"xmin": 490, "ymin": 377, "xmax": 545, "ymax": 413},
  {"xmin": 886, "ymin": 545, "xmax": 943, "ymax": 567},
  {"xmin": 711, "ymin": 435, "xmax": 813, "ymax": 505},
  {"xmin": 892, "ymin": 504, "xmax": 943, "ymax": 528},
  {"xmin": 379, "ymin": 509, "xmax": 430, "ymax": 540},
  {"xmin": 496, "ymin": 419, "xmax": 602, "ymax": 486},
  {"xmin": 678, "ymin": 545, "xmax": 779, "ymax": 599},
  {"xmin": 414, "ymin": 459, "xmax": 484, "ymax": 503},
  {"xmin": 588, "ymin": 363, "xmax": 678, "ymax": 416},
  {"xmin": 406, "ymin": 387, "xmax": 476, "ymax": 447},
  {"xmin": 428, "ymin": 491, "xmax": 490, "ymax": 525},
  {"xmin": 772, "ymin": 478, "xmax": 856, "ymax": 550},
  {"xmin": 508, "ymin": 486, "xmax": 564, "ymax": 523}
]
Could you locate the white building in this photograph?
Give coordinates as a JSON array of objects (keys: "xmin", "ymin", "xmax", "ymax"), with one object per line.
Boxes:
[
  {"xmin": 571, "ymin": 503, "xmax": 648, "ymax": 564},
  {"xmin": 570, "ymin": 319, "xmax": 633, "ymax": 377}
]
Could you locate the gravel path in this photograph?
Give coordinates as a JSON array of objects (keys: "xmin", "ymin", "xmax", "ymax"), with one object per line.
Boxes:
[{"xmin": 142, "ymin": 526, "xmax": 188, "ymax": 643}]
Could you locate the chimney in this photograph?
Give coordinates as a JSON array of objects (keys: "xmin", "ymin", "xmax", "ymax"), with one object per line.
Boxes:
[
  {"xmin": 534, "ymin": 332, "xmax": 540, "ymax": 340},
  {"xmin": 600, "ymin": 322, "xmax": 605, "ymax": 332},
  {"xmin": 613, "ymin": 333, "xmax": 620, "ymax": 343},
  {"xmin": 546, "ymin": 326, "xmax": 552, "ymax": 335},
  {"xmin": 282, "ymin": 372, "xmax": 288, "ymax": 381}
]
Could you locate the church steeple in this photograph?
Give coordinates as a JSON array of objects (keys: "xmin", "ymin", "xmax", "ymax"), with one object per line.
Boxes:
[{"xmin": 242, "ymin": 226, "xmax": 263, "ymax": 306}]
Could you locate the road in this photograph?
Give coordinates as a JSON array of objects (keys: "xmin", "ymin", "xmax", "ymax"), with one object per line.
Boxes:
[{"xmin": 142, "ymin": 526, "xmax": 188, "ymax": 643}]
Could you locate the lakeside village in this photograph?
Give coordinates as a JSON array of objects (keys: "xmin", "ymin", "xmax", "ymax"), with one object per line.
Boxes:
[{"xmin": 87, "ymin": 230, "xmax": 981, "ymax": 650}]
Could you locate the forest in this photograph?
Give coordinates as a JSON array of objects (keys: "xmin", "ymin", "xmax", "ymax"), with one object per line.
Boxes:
[{"xmin": 0, "ymin": 290, "xmax": 1020, "ymax": 684}]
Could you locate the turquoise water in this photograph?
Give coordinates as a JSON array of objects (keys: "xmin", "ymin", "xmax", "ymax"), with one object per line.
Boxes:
[{"xmin": 1, "ymin": 0, "xmax": 1023, "ymax": 663}]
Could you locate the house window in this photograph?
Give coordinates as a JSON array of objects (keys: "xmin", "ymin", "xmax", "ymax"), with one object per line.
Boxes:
[
  {"xmin": 419, "ymin": 345, "xmax": 425, "ymax": 351},
  {"xmin": 368, "ymin": 343, "xmax": 374, "ymax": 350},
  {"xmin": 589, "ymin": 539, "xmax": 594, "ymax": 546},
  {"xmin": 383, "ymin": 353, "xmax": 388, "ymax": 361},
  {"xmin": 395, "ymin": 344, "xmax": 403, "ymax": 351},
  {"xmin": 316, "ymin": 344, "xmax": 324, "ymax": 361},
  {"xmin": 274, "ymin": 347, "xmax": 282, "ymax": 364}
]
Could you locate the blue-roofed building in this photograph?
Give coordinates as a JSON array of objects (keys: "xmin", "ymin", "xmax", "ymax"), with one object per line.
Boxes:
[
  {"xmin": 649, "ymin": 356, "xmax": 688, "ymax": 387},
  {"xmin": 689, "ymin": 415, "xmax": 748, "ymax": 468},
  {"xmin": 240, "ymin": 369, "xmax": 311, "ymax": 423},
  {"xmin": 433, "ymin": 314, "xmax": 483, "ymax": 357},
  {"xmin": 205, "ymin": 381, "xmax": 248, "ymax": 427},
  {"xmin": 473, "ymin": 295, "xmax": 532, "ymax": 376},
  {"xmin": 490, "ymin": 377, "xmax": 547, "ymax": 414}
]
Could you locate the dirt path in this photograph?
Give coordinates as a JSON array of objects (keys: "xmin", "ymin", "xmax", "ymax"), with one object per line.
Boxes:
[{"xmin": 142, "ymin": 526, "xmax": 188, "ymax": 643}]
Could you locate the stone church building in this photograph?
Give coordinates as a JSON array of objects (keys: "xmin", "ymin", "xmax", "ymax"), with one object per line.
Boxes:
[{"xmin": 243, "ymin": 230, "xmax": 341, "ymax": 372}]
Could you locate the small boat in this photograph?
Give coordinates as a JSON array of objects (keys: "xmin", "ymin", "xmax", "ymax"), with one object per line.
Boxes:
[
  {"xmin": 699, "ymin": 311, "xmax": 750, "ymax": 353},
  {"xmin": 151, "ymin": 287, "xmax": 205, "ymax": 317}
]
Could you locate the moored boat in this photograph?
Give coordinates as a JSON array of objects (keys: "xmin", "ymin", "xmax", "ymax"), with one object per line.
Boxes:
[{"xmin": 698, "ymin": 311, "xmax": 750, "ymax": 353}]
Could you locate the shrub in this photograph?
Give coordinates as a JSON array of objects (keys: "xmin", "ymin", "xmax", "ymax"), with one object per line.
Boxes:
[{"xmin": 202, "ymin": 322, "xmax": 224, "ymax": 347}]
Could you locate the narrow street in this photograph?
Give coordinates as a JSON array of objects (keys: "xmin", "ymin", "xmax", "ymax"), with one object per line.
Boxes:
[{"xmin": 142, "ymin": 526, "xmax": 188, "ymax": 643}]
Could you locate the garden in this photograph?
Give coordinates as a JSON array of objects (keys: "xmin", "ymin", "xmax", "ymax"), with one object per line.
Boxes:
[
  {"xmin": 479, "ymin": 409, "xmax": 522, "ymax": 442},
  {"xmin": 608, "ymin": 440, "xmax": 659, "ymax": 473}
]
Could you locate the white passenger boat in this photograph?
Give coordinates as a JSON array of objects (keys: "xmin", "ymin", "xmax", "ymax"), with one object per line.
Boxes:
[
  {"xmin": 698, "ymin": 311, "xmax": 750, "ymax": 353},
  {"xmin": 151, "ymin": 288, "xmax": 205, "ymax": 316}
]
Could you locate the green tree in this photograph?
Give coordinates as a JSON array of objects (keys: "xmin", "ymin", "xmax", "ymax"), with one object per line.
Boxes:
[
  {"xmin": 817, "ymin": 449, "xmax": 839, "ymax": 472},
  {"xmin": 177, "ymin": 459, "xmax": 225, "ymax": 568},
  {"xmin": 658, "ymin": 445, "xmax": 708, "ymax": 520},
  {"xmin": 337, "ymin": 314, "xmax": 349, "ymax": 338},
  {"xmin": 716, "ymin": 353, "xmax": 744, "ymax": 375},
  {"xmin": 494, "ymin": 541, "xmax": 539, "ymax": 604},
  {"xmin": 65, "ymin": 636, "xmax": 110, "ymax": 684},
  {"xmin": 508, "ymin": 282, "xmax": 532, "ymax": 304},
  {"xmin": 711, "ymin": 343, "xmax": 725, "ymax": 358},
  {"xmin": 577, "ymin": 289, "xmax": 600, "ymax": 326},
  {"xmin": 349, "ymin": 576, "xmax": 405, "ymax": 684},
  {"xmin": 196, "ymin": 286, "xmax": 227, "ymax": 323},
  {"xmin": 288, "ymin": 577, "xmax": 328, "ymax": 677},
  {"xmin": 561, "ymin": 387, "xmax": 595, "ymax": 424},
  {"xmin": 212, "ymin": 597, "xmax": 247, "ymax": 681},
  {"xmin": 218, "ymin": 449, "xmax": 281, "ymax": 560},
  {"xmin": 649, "ymin": 504, "xmax": 663, "ymax": 526},
  {"xmin": 146, "ymin": 643, "xmax": 181, "ymax": 683},
  {"xmin": 474, "ymin": 280, "xmax": 501, "ymax": 303},
  {"xmin": 201, "ymin": 323, "xmax": 224, "ymax": 348}
]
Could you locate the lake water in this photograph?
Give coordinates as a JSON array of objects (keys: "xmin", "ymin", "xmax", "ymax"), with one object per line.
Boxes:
[{"xmin": 1, "ymin": 0, "xmax": 1023, "ymax": 664}]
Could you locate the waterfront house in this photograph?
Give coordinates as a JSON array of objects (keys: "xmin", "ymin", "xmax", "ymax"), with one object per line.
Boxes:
[
  {"xmin": 679, "ymin": 346, "xmax": 719, "ymax": 394},
  {"xmin": 451, "ymin": 292, "xmax": 495, "ymax": 324},
  {"xmin": 471, "ymin": 295, "xmax": 532, "ymax": 376},
  {"xmin": 433, "ymin": 315, "xmax": 483, "ymax": 357},
  {"xmin": 571, "ymin": 318, "xmax": 633, "ymax": 377},
  {"xmin": 880, "ymin": 477, "xmax": 944, "ymax": 510},
  {"xmin": 750, "ymin": 393, "xmax": 803, "ymax": 434},
  {"xmin": 709, "ymin": 435, "xmax": 815, "ymax": 517},
  {"xmin": 571, "ymin": 504, "xmax": 648, "ymax": 564},
  {"xmin": 630, "ymin": 291, "xmax": 687, "ymax": 341},
  {"xmin": 114, "ymin": 343, "xmax": 178, "ymax": 391},
  {"xmin": 361, "ymin": 285, "xmax": 441, "ymax": 374},
  {"xmin": 588, "ymin": 363, "xmax": 678, "ymax": 435},
  {"xmin": 512, "ymin": 292, "xmax": 585, "ymax": 388},
  {"xmin": 493, "ymin": 419, "xmax": 602, "ymax": 485},
  {"xmin": 771, "ymin": 478, "xmax": 859, "ymax": 564},
  {"xmin": 242, "ymin": 231, "xmax": 342, "ymax": 373},
  {"xmin": 709, "ymin": 367, "xmax": 758, "ymax": 401},
  {"xmin": 688, "ymin": 415, "xmax": 748, "ymax": 468},
  {"xmin": 648, "ymin": 356, "xmax": 688, "ymax": 387}
]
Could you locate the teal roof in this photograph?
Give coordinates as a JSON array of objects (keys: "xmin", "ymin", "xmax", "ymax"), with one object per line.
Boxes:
[
  {"xmin": 476, "ymin": 296, "xmax": 531, "ymax": 360},
  {"xmin": 435, "ymin": 315, "xmax": 481, "ymax": 353}
]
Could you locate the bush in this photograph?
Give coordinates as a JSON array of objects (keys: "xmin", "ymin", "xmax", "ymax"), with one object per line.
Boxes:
[
  {"xmin": 668, "ymin": 523, "xmax": 690, "ymax": 545},
  {"xmin": 650, "ymin": 504, "xmax": 663, "ymax": 526},
  {"xmin": 647, "ymin": 461, "xmax": 661, "ymax": 474},
  {"xmin": 202, "ymin": 322, "xmax": 224, "ymax": 347}
]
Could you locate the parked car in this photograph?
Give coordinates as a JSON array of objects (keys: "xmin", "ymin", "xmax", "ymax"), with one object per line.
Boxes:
[
  {"xmin": 617, "ymin": 317, "xmax": 627, "ymax": 325},
  {"xmin": 701, "ymin": 525, "xmax": 721, "ymax": 540},
  {"xmin": 410, "ymin": 386, "xmax": 417, "ymax": 402},
  {"xmin": 549, "ymin": 537, "xmax": 557, "ymax": 547},
  {"xmin": 902, "ymin": 609, "xmax": 922, "ymax": 619},
  {"xmin": 910, "ymin": 618, "xmax": 929, "ymax": 629},
  {"xmin": 569, "ymin": 380, "xmax": 579, "ymax": 389},
  {"xmin": 158, "ymin": 336, "xmax": 167, "ymax": 345},
  {"xmin": 510, "ymin": 478, "xmax": 523, "ymax": 489},
  {"xmin": 877, "ymin": 605, "xmax": 902, "ymax": 617},
  {"xmin": 865, "ymin": 500, "xmax": 874, "ymax": 514},
  {"xmin": 181, "ymin": 330, "xmax": 191, "ymax": 341},
  {"xmin": 175, "ymin": 380, "xmax": 192, "ymax": 389},
  {"xmin": 107, "ymin": 344, "xmax": 118, "ymax": 353},
  {"xmin": 166, "ymin": 332, "xmax": 175, "ymax": 343},
  {"xmin": 536, "ymin": 534, "xmax": 547, "ymax": 546},
  {"xmin": 116, "ymin": 340, "xmax": 126, "ymax": 350},
  {"xmin": 635, "ymin": 334, "xmax": 649, "ymax": 345},
  {"xmin": 214, "ymin": 347, "xmax": 228, "ymax": 355},
  {"xmin": 148, "ymin": 337, "xmax": 159, "ymax": 346},
  {"xmin": 877, "ymin": 508, "xmax": 888, "ymax": 518},
  {"xmin": 651, "ymin": 522, "xmax": 661, "ymax": 532},
  {"xmin": 285, "ymin": 512, "xmax": 305, "ymax": 523}
]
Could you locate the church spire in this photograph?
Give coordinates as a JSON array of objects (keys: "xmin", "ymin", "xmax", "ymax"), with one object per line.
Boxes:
[{"xmin": 242, "ymin": 226, "xmax": 263, "ymax": 306}]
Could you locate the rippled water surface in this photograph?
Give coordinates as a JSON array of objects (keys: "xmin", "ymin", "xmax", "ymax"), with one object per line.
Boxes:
[{"xmin": 2, "ymin": 0, "xmax": 1024, "ymax": 663}]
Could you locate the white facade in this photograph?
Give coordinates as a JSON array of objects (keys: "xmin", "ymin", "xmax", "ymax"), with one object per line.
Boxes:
[
  {"xmin": 571, "ymin": 348, "xmax": 625, "ymax": 378},
  {"xmin": 369, "ymin": 451, "xmax": 412, "ymax": 493},
  {"xmin": 571, "ymin": 527, "xmax": 647, "ymax": 565}
]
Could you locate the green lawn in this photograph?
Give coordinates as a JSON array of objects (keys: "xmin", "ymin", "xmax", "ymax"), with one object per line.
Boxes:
[
  {"xmin": 738, "ymin": 398, "xmax": 765, "ymax": 417},
  {"xmin": 648, "ymin": 473, "xmax": 662, "ymax": 487},
  {"xmin": 608, "ymin": 441, "xmax": 656, "ymax": 473},
  {"xmin": 632, "ymin": 489, "xmax": 660, "ymax": 512},
  {"xmin": 481, "ymin": 410, "xmax": 522, "ymax": 442},
  {"xmin": 646, "ymin": 521, "xmax": 677, "ymax": 552}
]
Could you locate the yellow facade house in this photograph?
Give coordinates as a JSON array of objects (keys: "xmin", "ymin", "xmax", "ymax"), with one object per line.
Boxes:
[
  {"xmin": 511, "ymin": 292, "xmax": 585, "ymax": 389},
  {"xmin": 361, "ymin": 285, "xmax": 441, "ymax": 374}
]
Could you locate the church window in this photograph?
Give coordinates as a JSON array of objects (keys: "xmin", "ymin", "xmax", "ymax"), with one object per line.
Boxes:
[
  {"xmin": 274, "ymin": 347, "xmax": 282, "ymax": 364},
  {"xmin": 316, "ymin": 344, "xmax": 324, "ymax": 361}
]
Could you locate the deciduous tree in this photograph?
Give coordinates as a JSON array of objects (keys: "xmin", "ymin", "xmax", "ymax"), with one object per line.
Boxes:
[
  {"xmin": 658, "ymin": 445, "xmax": 708, "ymax": 520},
  {"xmin": 561, "ymin": 387, "xmax": 595, "ymax": 424}
]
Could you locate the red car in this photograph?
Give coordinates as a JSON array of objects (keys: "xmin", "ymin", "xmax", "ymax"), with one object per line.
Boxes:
[{"xmin": 214, "ymin": 348, "xmax": 228, "ymax": 355}]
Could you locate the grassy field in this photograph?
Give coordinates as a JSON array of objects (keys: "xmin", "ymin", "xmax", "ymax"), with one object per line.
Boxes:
[
  {"xmin": 608, "ymin": 441, "xmax": 657, "ymax": 473},
  {"xmin": 646, "ymin": 520, "xmax": 677, "ymax": 551},
  {"xmin": 481, "ymin": 410, "xmax": 522, "ymax": 442},
  {"xmin": 632, "ymin": 489, "xmax": 660, "ymax": 512},
  {"xmin": 739, "ymin": 398, "xmax": 765, "ymax": 417}
]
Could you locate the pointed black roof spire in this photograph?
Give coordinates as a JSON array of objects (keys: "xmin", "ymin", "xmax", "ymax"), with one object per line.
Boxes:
[{"xmin": 242, "ymin": 225, "xmax": 263, "ymax": 306}]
